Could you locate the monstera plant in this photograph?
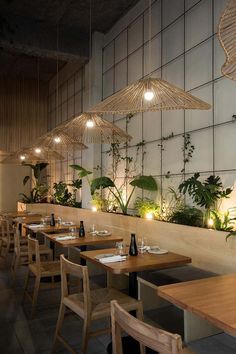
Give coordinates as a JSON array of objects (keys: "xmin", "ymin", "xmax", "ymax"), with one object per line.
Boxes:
[{"xmin": 19, "ymin": 162, "xmax": 49, "ymax": 203}]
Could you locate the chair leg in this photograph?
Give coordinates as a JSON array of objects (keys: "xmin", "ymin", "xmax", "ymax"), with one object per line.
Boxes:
[
  {"xmin": 52, "ymin": 302, "xmax": 66, "ymax": 352},
  {"xmin": 136, "ymin": 302, "xmax": 145, "ymax": 354},
  {"xmin": 31, "ymin": 276, "xmax": 40, "ymax": 317},
  {"xmin": 81, "ymin": 318, "xmax": 91, "ymax": 354},
  {"xmin": 22, "ymin": 268, "xmax": 30, "ymax": 303}
]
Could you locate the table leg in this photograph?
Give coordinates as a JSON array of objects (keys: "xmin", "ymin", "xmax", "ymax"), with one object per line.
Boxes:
[
  {"xmin": 50, "ymin": 241, "xmax": 55, "ymax": 259},
  {"xmin": 129, "ymin": 272, "xmax": 138, "ymax": 299},
  {"xmin": 80, "ymin": 245, "xmax": 87, "ymax": 265}
]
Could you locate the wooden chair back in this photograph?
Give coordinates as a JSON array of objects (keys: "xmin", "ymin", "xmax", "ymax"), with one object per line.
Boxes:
[
  {"xmin": 14, "ymin": 228, "xmax": 21, "ymax": 253},
  {"xmin": 60, "ymin": 255, "xmax": 91, "ymax": 316},
  {"xmin": 111, "ymin": 300, "xmax": 183, "ymax": 354},
  {"xmin": 1, "ymin": 219, "xmax": 11, "ymax": 241},
  {"xmin": 28, "ymin": 236, "xmax": 41, "ymax": 272}
]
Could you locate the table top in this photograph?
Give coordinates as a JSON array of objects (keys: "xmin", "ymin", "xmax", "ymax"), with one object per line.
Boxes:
[
  {"xmin": 158, "ymin": 273, "xmax": 236, "ymax": 337},
  {"xmin": 4, "ymin": 212, "xmax": 41, "ymax": 219},
  {"xmin": 43, "ymin": 232, "xmax": 123, "ymax": 248},
  {"xmin": 80, "ymin": 248, "xmax": 191, "ymax": 274},
  {"xmin": 24, "ymin": 223, "xmax": 79, "ymax": 234}
]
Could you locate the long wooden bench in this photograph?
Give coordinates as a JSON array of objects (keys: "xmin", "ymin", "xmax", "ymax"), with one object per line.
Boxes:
[{"xmin": 137, "ymin": 265, "xmax": 217, "ymax": 310}]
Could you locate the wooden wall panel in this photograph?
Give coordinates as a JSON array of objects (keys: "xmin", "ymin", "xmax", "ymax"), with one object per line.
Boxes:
[{"xmin": 0, "ymin": 78, "xmax": 48, "ymax": 152}]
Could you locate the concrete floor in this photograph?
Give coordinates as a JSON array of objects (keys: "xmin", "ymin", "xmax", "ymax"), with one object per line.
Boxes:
[{"xmin": 0, "ymin": 256, "xmax": 236, "ymax": 354}]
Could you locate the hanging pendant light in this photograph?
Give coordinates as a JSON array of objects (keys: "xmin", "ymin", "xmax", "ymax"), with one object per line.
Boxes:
[
  {"xmin": 35, "ymin": 128, "xmax": 88, "ymax": 150},
  {"xmin": 57, "ymin": 113, "xmax": 132, "ymax": 144},
  {"xmin": 89, "ymin": 77, "xmax": 211, "ymax": 115},
  {"xmin": 89, "ymin": 0, "xmax": 210, "ymax": 115},
  {"xmin": 218, "ymin": 0, "xmax": 236, "ymax": 80}
]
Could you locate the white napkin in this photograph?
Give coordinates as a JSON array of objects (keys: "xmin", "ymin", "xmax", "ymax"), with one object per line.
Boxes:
[
  {"xmin": 55, "ymin": 235, "xmax": 77, "ymax": 241},
  {"xmin": 99, "ymin": 255, "xmax": 127, "ymax": 264},
  {"xmin": 29, "ymin": 224, "xmax": 44, "ymax": 228}
]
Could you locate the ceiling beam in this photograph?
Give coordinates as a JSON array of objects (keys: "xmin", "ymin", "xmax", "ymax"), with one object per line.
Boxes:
[{"xmin": 0, "ymin": 15, "xmax": 89, "ymax": 62}]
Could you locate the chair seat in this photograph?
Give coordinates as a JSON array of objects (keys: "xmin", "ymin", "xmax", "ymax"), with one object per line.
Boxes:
[
  {"xmin": 63, "ymin": 287, "xmax": 141, "ymax": 320},
  {"xmin": 29, "ymin": 260, "xmax": 60, "ymax": 277}
]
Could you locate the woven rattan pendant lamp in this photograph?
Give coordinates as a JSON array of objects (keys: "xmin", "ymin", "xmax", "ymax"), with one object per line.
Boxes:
[
  {"xmin": 0, "ymin": 147, "xmax": 64, "ymax": 164},
  {"xmin": 89, "ymin": 0, "xmax": 210, "ymax": 115},
  {"xmin": 218, "ymin": 0, "xmax": 236, "ymax": 80},
  {"xmin": 89, "ymin": 77, "xmax": 211, "ymax": 114},
  {"xmin": 34, "ymin": 128, "xmax": 88, "ymax": 151},
  {"xmin": 58, "ymin": 113, "xmax": 132, "ymax": 143}
]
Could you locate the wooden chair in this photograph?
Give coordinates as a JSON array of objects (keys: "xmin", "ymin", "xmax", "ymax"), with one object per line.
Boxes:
[
  {"xmin": 11, "ymin": 230, "xmax": 53, "ymax": 279},
  {"xmin": 52, "ymin": 255, "xmax": 143, "ymax": 354},
  {"xmin": 0, "ymin": 219, "xmax": 14, "ymax": 258},
  {"xmin": 23, "ymin": 236, "xmax": 61, "ymax": 316},
  {"xmin": 110, "ymin": 300, "xmax": 195, "ymax": 354}
]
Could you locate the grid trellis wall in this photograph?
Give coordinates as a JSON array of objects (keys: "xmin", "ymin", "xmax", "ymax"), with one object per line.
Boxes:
[
  {"xmin": 101, "ymin": 0, "xmax": 236, "ymax": 211},
  {"xmin": 47, "ymin": 67, "xmax": 84, "ymax": 190}
]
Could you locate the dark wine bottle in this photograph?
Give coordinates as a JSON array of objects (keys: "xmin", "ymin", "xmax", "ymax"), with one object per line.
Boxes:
[
  {"xmin": 50, "ymin": 213, "xmax": 55, "ymax": 226},
  {"xmin": 79, "ymin": 220, "xmax": 85, "ymax": 237},
  {"xmin": 129, "ymin": 233, "xmax": 138, "ymax": 256}
]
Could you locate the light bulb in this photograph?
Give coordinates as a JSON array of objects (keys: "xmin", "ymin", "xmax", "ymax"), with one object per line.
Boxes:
[
  {"xmin": 86, "ymin": 119, "xmax": 94, "ymax": 128},
  {"xmin": 144, "ymin": 90, "xmax": 154, "ymax": 101},
  {"xmin": 35, "ymin": 148, "xmax": 41, "ymax": 154},
  {"xmin": 54, "ymin": 136, "xmax": 61, "ymax": 143},
  {"xmin": 145, "ymin": 212, "xmax": 153, "ymax": 220},
  {"xmin": 208, "ymin": 218, "xmax": 214, "ymax": 228},
  {"xmin": 20, "ymin": 155, "xmax": 26, "ymax": 160},
  {"xmin": 91, "ymin": 206, "xmax": 97, "ymax": 212}
]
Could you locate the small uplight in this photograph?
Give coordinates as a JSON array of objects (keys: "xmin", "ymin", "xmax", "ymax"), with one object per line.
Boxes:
[
  {"xmin": 91, "ymin": 206, "xmax": 97, "ymax": 212},
  {"xmin": 208, "ymin": 218, "xmax": 214, "ymax": 228},
  {"xmin": 54, "ymin": 136, "xmax": 61, "ymax": 143},
  {"xmin": 34, "ymin": 148, "xmax": 41, "ymax": 154},
  {"xmin": 145, "ymin": 212, "xmax": 153, "ymax": 220},
  {"xmin": 144, "ymin": 90, "xmax": 154, "ymax": 101},
  {"xmin": 20, "ymin": 155, "xmax": 26, "ymax": 161},
  {"xmin": 86, "ymin": 119, "xmax": 94, "ymax": 128}
]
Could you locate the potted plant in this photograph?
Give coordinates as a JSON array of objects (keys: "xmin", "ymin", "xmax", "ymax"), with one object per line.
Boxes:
[{"xmin": 19, "ymin": 162, "xmax": 49, "ymax": 203}]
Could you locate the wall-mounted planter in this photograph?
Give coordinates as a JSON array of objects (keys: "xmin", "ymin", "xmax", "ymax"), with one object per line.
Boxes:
[{"xmin": 17, "ymin": 202, "xmax": 236, "ymax": 275}]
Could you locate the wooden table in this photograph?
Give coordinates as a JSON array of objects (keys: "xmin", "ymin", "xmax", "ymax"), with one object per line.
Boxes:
[
  {"xmin": 2, "ymin": 211, "xmax": 41, "ymax": 218},
  {"xmin": 80, "ymin": 248, "xmax": 191, "ymax": 298},
  {"xmin": 24, "ymin": 223, "xmax": 78, "ymax": 236},
  {"xmin": 43, "ymin": 232, "xmax": 123, "ymax": 264},
  {"xmin": 158, "ymin": 273, "xmax": 236, "ymax": 341}
]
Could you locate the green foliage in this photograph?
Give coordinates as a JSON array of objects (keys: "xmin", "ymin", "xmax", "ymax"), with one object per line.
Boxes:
[
  {"xmin": 134, "ymin": 197, "xmax": 160, "ymax": 219},
  {"xmin": 209, "ymin": 210, "xmax": 234, "ymax": 232},
  {"xmin": 67, "ymin": 179, "xmax": 82, "ymax": 190},
  {"xmin": 20, "ymin": 162, "xmax": 49, "ymax": 203},
  {"xmin": 90, "ymin": 177, "xmax": 115, "ymax": 195},
  {"xmin": 70, "ymin": 165, "xmax": 92, "ymax": 178},
  {"xmin": 179, "ymin": 173, "xmax": 232, "ymax": 210},
  {"xmin": 130, "ymin": 175, "xmax": 157, "ymax": 191},
  {"xmin": 169, "ymin": 206, "xmax": 204, "ymax": 227},
  {"xmin": 91, "ymin": 192, "xmax": 110, "ymax": 212},
  {"xmin": 91, "ymin": 175, "xmax": 158, "ymax": 215},
  {"xmin": 23, "ymin": 162, "xmax": 48, "ymax": 180},
  {"xmin": 53, "ymin": 181, "xmax": 72, "ymax": 206}
]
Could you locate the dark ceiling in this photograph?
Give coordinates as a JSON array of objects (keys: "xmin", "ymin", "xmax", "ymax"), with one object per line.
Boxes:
[{"xmin": 0, "ymin": 0, "xmax": 139, "ymax": 81}]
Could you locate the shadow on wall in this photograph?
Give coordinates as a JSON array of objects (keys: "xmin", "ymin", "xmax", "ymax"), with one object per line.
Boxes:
[{"xmin": 0, "ymin": 164, "xmax": 31, "ymax": 212}]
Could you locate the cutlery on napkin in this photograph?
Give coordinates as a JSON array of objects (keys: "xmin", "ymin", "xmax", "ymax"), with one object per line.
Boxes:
[
  {"xmin": 29, "ymin": 224, "xmax": 44, "ymax": 228},
  {"xmin": 99, "ymin": 255, "xmax": 127, "ymax": 264}
]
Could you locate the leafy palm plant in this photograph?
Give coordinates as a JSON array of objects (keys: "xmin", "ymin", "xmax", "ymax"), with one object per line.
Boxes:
[
  {"xmin": 90, "ymin": 175, "xmax": 157, "ymax": 215},
  {"xmin": 19, "ymin": 162, "xmax": 49, "ymax": 203},
  {"xmin": 70, "ymin": 164, "xmax": 158, "ymax": 215}
]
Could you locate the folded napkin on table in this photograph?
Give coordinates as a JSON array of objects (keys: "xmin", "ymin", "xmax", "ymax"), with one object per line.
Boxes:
[
  {"xmin": 29, "ymin": 224, "xmax": 43, "ymax": 228},
  {"xmin": 55, "ymin": 235, "xmax": 77, "ymax": 241},
  {"xmin": 99, "ymin": 255, "xmax": 127, "ymax": 264}
]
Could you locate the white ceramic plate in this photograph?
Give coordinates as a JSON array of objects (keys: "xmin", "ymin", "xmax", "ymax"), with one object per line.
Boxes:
[
  {"xmin": 95, "ymin": 253, "xmax": 114, "ymax": 260},
  {"xmin": 148, "ymin": 247, "xmax": 168, "ymax": 255},
  {"xmin": 96, "ymin": 230, "xmax": 111, "ymax": 237}
]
